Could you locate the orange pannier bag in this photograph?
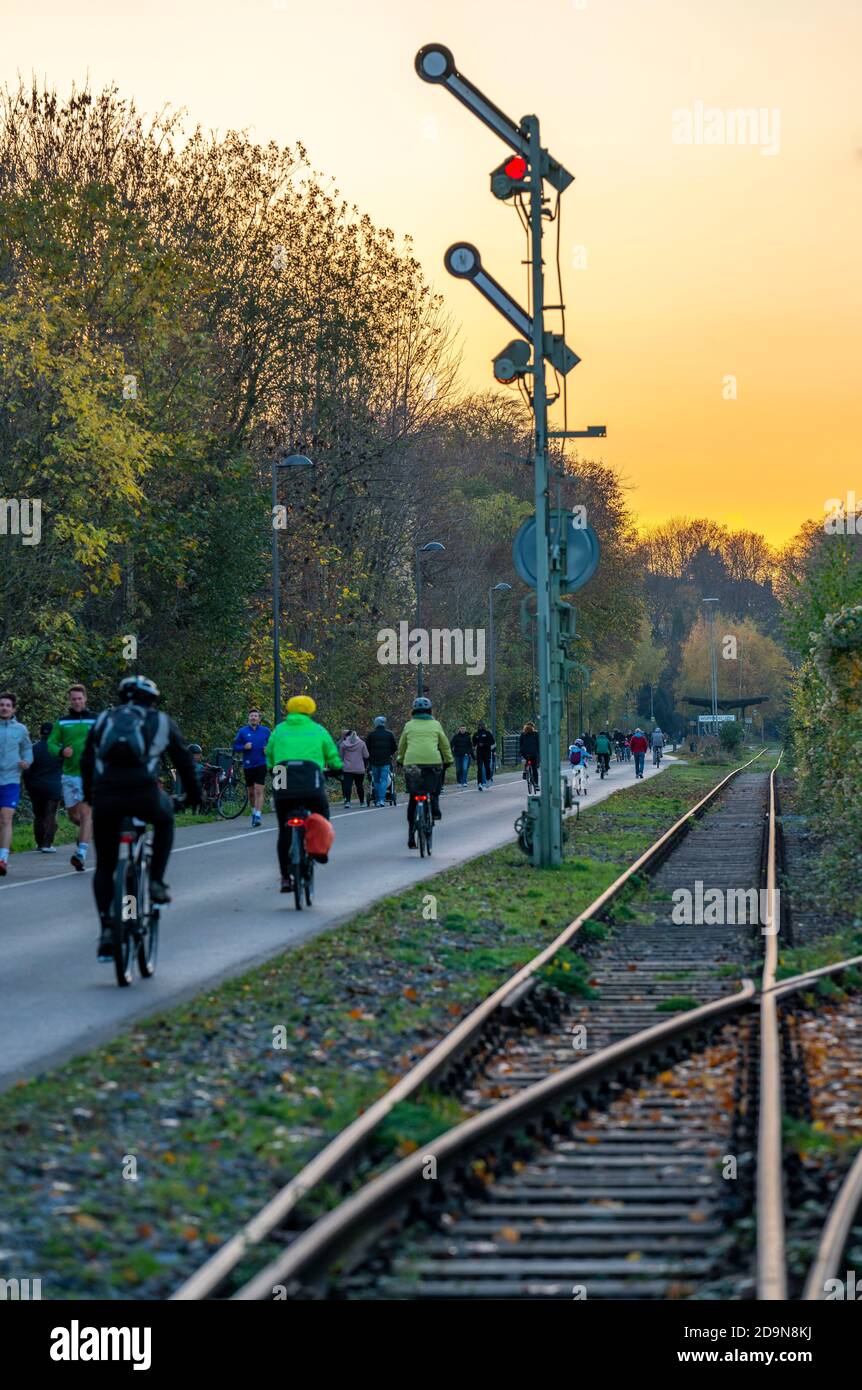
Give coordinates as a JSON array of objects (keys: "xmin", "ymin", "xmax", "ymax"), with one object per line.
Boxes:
[{"xmin": 304, "ymin": 812, "xmax": 334, "ymax": 861}]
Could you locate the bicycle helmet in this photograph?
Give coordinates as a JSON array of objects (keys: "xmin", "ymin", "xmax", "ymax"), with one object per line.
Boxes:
[
  {"xmin": 187, "ymin": 743, "xmax": 203, "ymax": 754},
  {"xmin": 373, "ymin": 715, "xmax": 387, "ymax": 726},
  {"xmin": 118, "ymin": 675, "xmax": 160, "ymax": 706},
  {"xmin": 287, "ymin": 695, "xmax": 316, "ymax": 715},
  {"xmin": 412, "ymin": 697, "xmax": 432, "ymax": 713}
]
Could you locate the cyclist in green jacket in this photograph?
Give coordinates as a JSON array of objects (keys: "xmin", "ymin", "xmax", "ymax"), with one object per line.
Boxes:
[
  {"xmin": 264, "ymin": 695, "xmax": 342, "ymax": 891},
  {"xmin": 595, "ymin": 730, "xmax": 612, "ymax": 777},
  {"xmin": 397, "ymin": 697, "xmax": 453, "ymax": 848}
]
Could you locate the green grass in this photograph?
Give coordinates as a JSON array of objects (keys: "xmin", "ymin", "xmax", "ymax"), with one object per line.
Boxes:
[{"xmin": 655, "ymin": 995, "xmax": 700, "ymax": 1013}]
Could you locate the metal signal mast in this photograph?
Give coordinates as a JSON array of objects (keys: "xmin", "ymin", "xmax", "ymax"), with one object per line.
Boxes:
[{"xmin": 416, "ymin": 43, "xmax": 604, "ymax": 866}]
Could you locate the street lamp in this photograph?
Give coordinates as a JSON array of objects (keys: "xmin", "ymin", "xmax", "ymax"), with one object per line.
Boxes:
[
  {"xmin": 415, "ymin": 541, "xmax": 445, "ymax": 697},
  {"xmin": 272, "ymin": 453, "xmax": 314, "ymax": 726},
  {"xmin": 488, "ymin": 582, "xmax": 512, "ymax": 747},
  {"xmin": 702, "ymin": 598, "xmax": 720, "ymax": 733}
]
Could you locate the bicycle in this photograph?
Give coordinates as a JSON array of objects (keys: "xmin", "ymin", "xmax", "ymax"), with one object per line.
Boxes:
[
  {"xmin": 598, "ymin": 752, "xmax": 610, "ymax": 779},
  {"xmin": 164, "ymin": 757, "xmax": 249, "ymax": 820},
  {"xmin": 281, "ymin": 808, "xmax": 314, "ymax": 911},
  {"xmin": 524, "ymin": 757, "xmax": 539, "ymax": 794},
  {"xmin": 405, "ymin": 766, "xmax": 437, "ymax": 857},
  {"xmin": 109, "ymin": 817, "xmax": 159, "ymax": 988},
  {"xmin": 653, "ymin": 744, "xmax": 663, "ymax": 767},
  {"xmin": 412, "ymin": 789, "xmax": 433, "ymax": 857},
  {"xmin": 570, "ymin": 761, "xmax": 589, "ymax": 798}
]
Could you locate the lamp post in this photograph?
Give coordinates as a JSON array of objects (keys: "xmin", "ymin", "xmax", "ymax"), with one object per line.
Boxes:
[
  {"xmin": 488, "ymin": 582, "xmax": 512, "ymax": 747},
  {"xmin": 272, "ymin": 453, "xmax": 314, "ymax": 726},
  {"xmin": 702, "ymin": 598, "xmax": 720, "ymax": 732},
  {"xmin": 415, "ymin": 541, "xmax": 446, "ymax": 697}
]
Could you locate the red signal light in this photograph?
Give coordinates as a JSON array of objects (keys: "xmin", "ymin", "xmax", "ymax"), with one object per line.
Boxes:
[{"xmin": 504, "ymin": 155, "xmax": 527, "ymax": 181}]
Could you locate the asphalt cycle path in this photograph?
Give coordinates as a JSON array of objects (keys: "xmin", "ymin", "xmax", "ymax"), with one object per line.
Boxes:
[{"xmin": 0, "ymin": 755, "xmax": 672, "ymax": 1089}]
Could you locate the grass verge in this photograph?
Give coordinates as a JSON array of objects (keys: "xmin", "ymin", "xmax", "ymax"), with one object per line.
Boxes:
[{"xmin": 1, "ymin": 761, "xmax": 728, "ymax": 1297}]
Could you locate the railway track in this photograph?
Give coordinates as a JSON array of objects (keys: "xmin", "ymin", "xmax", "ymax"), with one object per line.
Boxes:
[{"xmin": 174, "ymin": 752, "xmax": 862, "ymax": 1300}]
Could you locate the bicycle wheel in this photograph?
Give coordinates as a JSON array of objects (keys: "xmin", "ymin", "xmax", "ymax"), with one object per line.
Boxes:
[
  {"xmin": 291, "ymin": 830, "xmax": 304, "ymax": 911},
  {"xmin": 217, "ymin": 772, "xmax": 248, "ymax": 820},
  {"xmin": 111, "ymin": 854, "xmax": 135, "ymax": 988},
  {"xmin": 304, "ymin": 859, "xmax": 314, "ymax": 907},
  {"xmin": 424, "ymin": 804, "xmax": 433, "ymax": 856},
  {"xmin": 136, "ymin": 844, "xmax": 159, "ymax": 978},
  {"xmin": 417, "ymin": 807, "xmax": 428, "ymax": 857}
]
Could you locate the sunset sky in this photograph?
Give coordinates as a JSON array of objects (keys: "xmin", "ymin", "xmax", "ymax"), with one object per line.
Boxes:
[{"xmin": 5, "ymin": 0, "xmax": 861, "ymax": 545}]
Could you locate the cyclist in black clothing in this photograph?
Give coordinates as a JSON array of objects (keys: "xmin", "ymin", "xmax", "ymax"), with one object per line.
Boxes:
[
  {"xmin": 81, "ymin": 676, "xmax": 200, "ymax": 962},
  {"xmin": 518, "ymin": 722, "xmax": 540, "ymax": 791}
]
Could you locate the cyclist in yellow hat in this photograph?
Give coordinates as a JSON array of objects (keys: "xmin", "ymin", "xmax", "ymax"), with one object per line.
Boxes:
[{"xmin": 265, "ymin": 696, "xmax": 342, "ymax": 890}]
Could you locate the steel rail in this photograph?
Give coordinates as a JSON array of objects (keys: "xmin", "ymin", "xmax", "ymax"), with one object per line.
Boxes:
[
  {"xmin": 757, "ymin": 752, "xmax": 786, "ymax": 1300},
  {"xmin": 802, "ymin": 1148, "xmax": 862, "ymax": 1300},
  {"xmin": 238, "ymin": 945, "xmax": 862, "ymax": 1301},
  {"xmin": 174, "ymin": 748, "xmax": 767, "ymax": 1300},
  {"xmin": 234, "ymin": 982, "xmax": 758, "ymax": 1298},
  {"xmin": 767, "ymin": 954, "xmax": 862, "ymax": 1001}
]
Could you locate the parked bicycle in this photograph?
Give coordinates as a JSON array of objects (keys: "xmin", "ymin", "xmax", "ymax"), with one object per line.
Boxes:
[
  {"xmin": 163, "ymin": 755, "xmax": 249, "ymax": 820},
  {"xmin": 109, "ymin": 817, "xmax": 159, "ymax": 988}
]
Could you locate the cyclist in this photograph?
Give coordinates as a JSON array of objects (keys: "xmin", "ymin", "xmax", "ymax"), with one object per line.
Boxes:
[
  {"xmin": 595, "ymin": 729, "xmax": 612, "ymax": 777},
  {"xmin": 568, "ymin": 737, "xmax": 590, "ymax": 795},
  {"xmin": 365, "ymin": 716, "xmax": 397, "ymax": 807},
  {"xmin": 397, "ymin": 697, "xmax": 453, "ymax": 848},
  {"xmin": 519, "ymin": 722, "xmax": 540, "ymax": 791},
  {"xmin": 651, "ymin": 726, "xmax": 665, "ymax": 766},
  {"xmin": 81, "ymin": 676, "xmax": 200, "ymax": 962},
  {"xmin": 47, "ymin": 683, "xmax": 97, "ymax": 871},
  {"xmin": 233, "ymin": 708, "xmax": 271, "ymax": 828},
  {"xmin": 264, "ymin": 695, "xmax": 342, "ymax": 891}
]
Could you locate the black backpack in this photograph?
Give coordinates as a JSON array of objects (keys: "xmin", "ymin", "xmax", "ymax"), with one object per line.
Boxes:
[
  {"xmin": 272, "ymin": 759, "xmax": 323, "ymax": 798},
  {"xmin": 96, "ymin": 705, "xmax": 156, "ymax": 770}
]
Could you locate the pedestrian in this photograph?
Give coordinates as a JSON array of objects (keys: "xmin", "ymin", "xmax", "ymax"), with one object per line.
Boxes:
[
  {"xmin": 47, "ymin": 683, "xmax": 97, "ymax": 871},
  {"xmin": 0, "ymin": 692, "xmax": 32, "ymax": 876},
  {"xmin": 23, "ymin": 721, "xmax": 62, "ymax": 851},
  {"xmin": 364, "ymin": 716, "xmax": 397, "ymax": 806},
  {"xmin": 338, "ymin": 729, "xmax": 369, "ymax": 806},
  {"xmin": 451, "ymin": 724, "xmax": 473, "ymax": 787},
  {"xmin": 233, "ymin": 707, "xmax": 272, "ymax": 827},
  {"xmin": 630, "ymin": 727, "xmax": 649, "ymax": 779},
  {"xmin": 472, "ymin": 721, "xmax": 495, "ymax": 791}
]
